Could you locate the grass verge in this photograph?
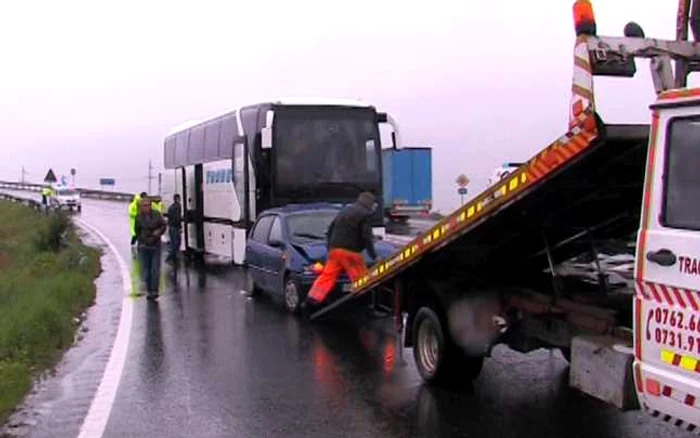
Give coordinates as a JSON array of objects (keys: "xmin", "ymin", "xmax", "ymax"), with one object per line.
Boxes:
[{"xmin": 0, "ymin": 202, "xmax": 100, "ymax": 424}]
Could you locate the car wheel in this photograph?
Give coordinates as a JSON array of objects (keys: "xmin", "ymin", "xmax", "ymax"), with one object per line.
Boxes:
[
  {"xmin": 283, "ymin": 277, "xmax": 302, "ymax": 314},
  {"xmin": 412, "ymin": 307, "xmax": 484, "ymax": 386},
  {"xmin": 250, "ymin": 282, "xmax": 263, "ymax": 297}
]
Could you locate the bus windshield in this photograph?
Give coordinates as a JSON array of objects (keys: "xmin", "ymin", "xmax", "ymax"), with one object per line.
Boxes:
[{"xmin": 273, "ymin": 108, "xmax": 380, "ymax": 191}]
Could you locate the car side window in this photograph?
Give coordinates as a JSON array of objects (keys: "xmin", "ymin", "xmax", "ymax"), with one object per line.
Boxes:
[
  {"xmin": 268, "ymin": 216, "xmax": 283, "ymax": 244},
  {"xmin": 252, "ymin": 216, "xmax": 273, "ymax": 243}
]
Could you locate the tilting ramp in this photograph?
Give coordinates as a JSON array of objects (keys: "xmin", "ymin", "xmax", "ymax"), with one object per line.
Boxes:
[{"xmin": 310, "ymin": 111, "xmax": 649, "ymax": 320}]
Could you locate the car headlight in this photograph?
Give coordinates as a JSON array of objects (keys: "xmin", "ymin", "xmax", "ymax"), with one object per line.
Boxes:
[{"xmin": 303, "ymin": 262, "xmax": 324, "ymax": 275}]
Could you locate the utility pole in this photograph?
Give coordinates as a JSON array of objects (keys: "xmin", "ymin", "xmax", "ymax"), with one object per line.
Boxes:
[
  {"xmin": 147, "ymin": 160, "xmax": 155, "ymax": 195},
  {"xmin": 21, "ymin": 166, "xmax": 26, "ymax": 184}
]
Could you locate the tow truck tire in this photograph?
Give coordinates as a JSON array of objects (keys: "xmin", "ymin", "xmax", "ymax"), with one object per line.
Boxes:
[{"xmin": 412, "ymin": 307, "xmax": 484, "ymax": 386}]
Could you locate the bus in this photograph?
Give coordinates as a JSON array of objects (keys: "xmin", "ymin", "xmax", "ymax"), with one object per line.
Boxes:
[{"xmin": 161, "ymin": 98, "xmax": 402, "ymax": 264}]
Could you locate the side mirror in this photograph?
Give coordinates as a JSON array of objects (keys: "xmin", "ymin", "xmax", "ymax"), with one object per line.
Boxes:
[
  {"xmin": 377, "ymin": 112, "xmax": 402, "ymax": 150},
  {"xmin": 268, "ymin": 238, "xmax": 285, "ymax": 248},
  {"xmin": 261, "ymin": 127, "xmax": 272, "ymax": 149},
  {"xmin": 261, "ymin": 110, "xmax": 274, "ymax": 149}
]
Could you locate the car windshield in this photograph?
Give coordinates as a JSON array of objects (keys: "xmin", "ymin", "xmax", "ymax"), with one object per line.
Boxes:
[
  {"xmin": 287, "ymin": 210, "xmax": 338, "ymax": 242},
  {"xmin": 58, "ymin": 189, "xmax": 76, "ymax": 196}
]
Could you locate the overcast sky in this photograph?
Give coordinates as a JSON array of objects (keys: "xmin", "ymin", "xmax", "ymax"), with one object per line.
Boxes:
[{"xmin": 0, "ymin": 1, "xmax": 692, "ymax": 211}]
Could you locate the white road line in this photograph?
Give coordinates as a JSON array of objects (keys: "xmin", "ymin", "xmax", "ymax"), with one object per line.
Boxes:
[{"xmin": 75, "ymin": 218, "xmax": 134, "ymax": 438}]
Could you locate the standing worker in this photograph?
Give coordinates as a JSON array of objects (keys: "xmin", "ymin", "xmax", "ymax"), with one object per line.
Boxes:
[
  {"xmin": 166, "ymin": 194, "xmax": 182, "ymax": 263},
  {"xmin": 151, "ymin": 196, "xmax": 163, "ymax": 214},
  {"xmin": 41, "ymin": 185, "xmax": 54, "ymax": 209},
  {"xmin": 129, "ymin": 192, "xmax": 146, "ymax": 246},
  {"xmin": 135, "ymin": 196, "xmax": 167, "ymax": 300},
  {"xmin": 302, "ymin": 192, "xmax": 379, "ymax": 313}
]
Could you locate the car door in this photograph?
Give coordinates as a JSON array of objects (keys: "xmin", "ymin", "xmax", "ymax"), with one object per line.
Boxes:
[
  {"xmin": 635, "ymin": 110, "xmax": 700, "ymax": 422},
  {"xmin": 246, "ymin": 215, "xmax": 274, "ymax": 290},
  {"xmin": 264, "ymin": 215, "xmax": 287, "ymax": 295}
]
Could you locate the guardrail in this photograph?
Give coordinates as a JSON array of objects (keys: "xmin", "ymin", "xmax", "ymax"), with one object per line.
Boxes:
[
  {"xmin": 0, "ymin": 180, "xmax": 133, "ymax": 202},
  {"xmin": 0, "ymin": 192, "xmax": 47, "ymax": 211}
]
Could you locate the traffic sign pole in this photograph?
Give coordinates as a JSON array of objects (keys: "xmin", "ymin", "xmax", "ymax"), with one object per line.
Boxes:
[
  {"xmin": 456, "ymin": 174, "xmax": 470, "ymax": 205},
  {"xmin": 458, "ymin": 187, "xmax": 468, "ymax": 205}
]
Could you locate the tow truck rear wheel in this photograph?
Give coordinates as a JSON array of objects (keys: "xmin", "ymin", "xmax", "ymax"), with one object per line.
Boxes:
[{"xmin": 412, "ymin": 307, "xmax": 484, "ymax": 386}]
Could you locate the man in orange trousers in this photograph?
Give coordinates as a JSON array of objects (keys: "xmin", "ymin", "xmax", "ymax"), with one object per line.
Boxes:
[{"xmin": 302, "ymin": 192, "xmax": 378, "ymax": 313}]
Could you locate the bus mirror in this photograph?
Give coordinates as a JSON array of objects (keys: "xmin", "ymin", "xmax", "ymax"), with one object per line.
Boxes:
[
  {"xmin": 384, "ymin": 112, "xmax": 402, "ymax": 150},
  {"xmin": 261, "ymin": 127, "xmax": 272, "ymax": 149}
]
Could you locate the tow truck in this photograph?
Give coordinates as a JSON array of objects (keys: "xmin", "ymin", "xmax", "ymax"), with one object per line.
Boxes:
[{"xmin": 311, "ymin": 1, "xmax": 700, "ymax": 430}]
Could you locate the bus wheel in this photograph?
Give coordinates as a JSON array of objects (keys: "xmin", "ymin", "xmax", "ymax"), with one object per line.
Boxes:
[{"xmin": 413, "ymin": 307, "xmax": 483, "ymax": 386}]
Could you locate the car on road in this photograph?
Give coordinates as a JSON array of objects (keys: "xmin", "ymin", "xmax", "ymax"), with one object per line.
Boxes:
[
  {"xmin": 486, "ymin": 163, "xmax": 524, "ymax": 188},
  {"xmin": 51, "ymin": 187, "xmax": 82, "ymax": 212},
  {"xmin": 245, "ymin": 203, "xmax": 398, "ymax": 313}
]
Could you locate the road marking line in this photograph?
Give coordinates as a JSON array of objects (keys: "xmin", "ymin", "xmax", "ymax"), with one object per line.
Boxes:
[{"xmin": 75, "ymin": 218, "xmax": 133, "ymax": 438}]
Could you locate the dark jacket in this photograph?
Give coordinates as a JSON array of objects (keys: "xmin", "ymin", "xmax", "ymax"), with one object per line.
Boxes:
[
  {"xmin": 327, "ymin": 202, "xmax": 377, "ymax": 259},
  {"xmin": 135, "ymin": 211, "xmax": 166, "ymax": 249},
  {"xmin": 167, "ymin": 202, "xmax": 182, "ymax": 229}
]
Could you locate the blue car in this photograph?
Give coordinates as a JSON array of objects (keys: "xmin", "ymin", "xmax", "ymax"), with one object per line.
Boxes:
[{"xmin": 245, "ymin": 203, "xmax": 398, "ymax": 313}]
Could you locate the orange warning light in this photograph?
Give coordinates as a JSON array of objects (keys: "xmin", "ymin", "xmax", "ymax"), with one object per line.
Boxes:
[
  {"xmin": 312, "ymin": 262, "xmax": 324, "ymax": 274},
  {"xmin": 573, "ymin": 0, "xmax": 597, "ymax": 36}
]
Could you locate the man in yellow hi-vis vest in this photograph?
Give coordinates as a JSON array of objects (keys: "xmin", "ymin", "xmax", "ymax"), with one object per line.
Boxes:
[
  {"xmin": 41, "ymin": 185, "xmax": 54, "ymax": 207},
  {"xmin": 151, "ymin": 196, "xmax": 163, "ymax": 214},
  {"xmin": 129, "ymin": 192, "xmax": 147, "ymax": 246}
]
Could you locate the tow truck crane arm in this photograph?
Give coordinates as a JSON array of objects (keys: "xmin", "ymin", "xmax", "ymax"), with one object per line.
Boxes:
[{"xmin": 585, "ymin": 35, "xmax": 700, "ymax": 93}]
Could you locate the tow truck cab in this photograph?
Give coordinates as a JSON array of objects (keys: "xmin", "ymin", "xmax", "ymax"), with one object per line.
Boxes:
[{"xmin": 634, "ymin": 90, "xmax": 700, "ymax": 424}]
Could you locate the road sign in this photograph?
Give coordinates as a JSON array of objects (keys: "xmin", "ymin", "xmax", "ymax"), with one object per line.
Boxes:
[
  {"xmin": 456, "ymin": 174, "xmax": 470, "ymax": 188},
  {"xmin": 99, "ymin": 178, "xmax": 116, "ymax": 186},
  {"xmin": 44, "ymin": 168, "xmax": 57, "ymax": 183},
  {"xmin": 458, "ymin": 187, "xmax": 468, "ymax": 195}
]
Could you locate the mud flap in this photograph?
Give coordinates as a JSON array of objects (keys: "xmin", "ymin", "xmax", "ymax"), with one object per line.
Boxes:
[{"xmin": 569, "ymin": 335, "xmax": 640, "ymax": 410}]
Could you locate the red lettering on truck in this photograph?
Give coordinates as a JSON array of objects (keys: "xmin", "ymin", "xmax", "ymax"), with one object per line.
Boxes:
[{"xmin": 679, "ymin": 256, "xmax": 700, "ymax": 276}]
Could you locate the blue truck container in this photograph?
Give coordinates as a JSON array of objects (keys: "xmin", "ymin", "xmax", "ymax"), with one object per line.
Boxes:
[{"xmin": 382, "ymin": 147, "xmax": 432, "ymax": 223}]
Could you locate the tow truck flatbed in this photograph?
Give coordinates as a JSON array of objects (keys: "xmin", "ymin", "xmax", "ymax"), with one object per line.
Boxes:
[{"xmin": 311, "ymin": 113, "xmax": 650, "ymax": 320}]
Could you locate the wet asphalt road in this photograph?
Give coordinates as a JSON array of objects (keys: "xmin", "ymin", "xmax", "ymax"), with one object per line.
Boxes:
[{"xmin": 2, "ymin": 195, "xmax": 696, "ymax": 437}]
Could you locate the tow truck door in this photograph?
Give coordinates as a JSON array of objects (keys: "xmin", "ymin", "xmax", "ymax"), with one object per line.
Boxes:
[{"xmin": 636, "ymin": 106, "xmax": 700, "ymax": 421}]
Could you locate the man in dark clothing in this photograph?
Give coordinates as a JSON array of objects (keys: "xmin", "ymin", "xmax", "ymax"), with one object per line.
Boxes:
[
  {"xmin": 166, "ymin": 194, "xmax": 182, "ymax": 263},
  {"xmin": 135, "ymin": 197, "xmax": 167, "ymax": 300},
  {"xmin": 304, "ymin": 192, "xmax": 378, "ymax": 310}
]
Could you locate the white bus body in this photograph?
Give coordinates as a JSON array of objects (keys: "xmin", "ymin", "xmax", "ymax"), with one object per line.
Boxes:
[{"xmin": 161, "ymin": 98, "xmax": 401, "ymax": 265}]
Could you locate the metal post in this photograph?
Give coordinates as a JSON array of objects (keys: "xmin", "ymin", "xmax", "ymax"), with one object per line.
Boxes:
[
  {"xmin": 147, "ymin": 160, "xmax": 154, "ymax": 194},
  {"xmin": 677, "ymin": 0, "xmax": 692, "ymax": 87},
  {"xmin": 543, "ymin": 233, "xmax": 562, "ymax": 301},
  {"xmin": 587, "ymin": 232, "xmax": 608, "ymax": 294}
]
